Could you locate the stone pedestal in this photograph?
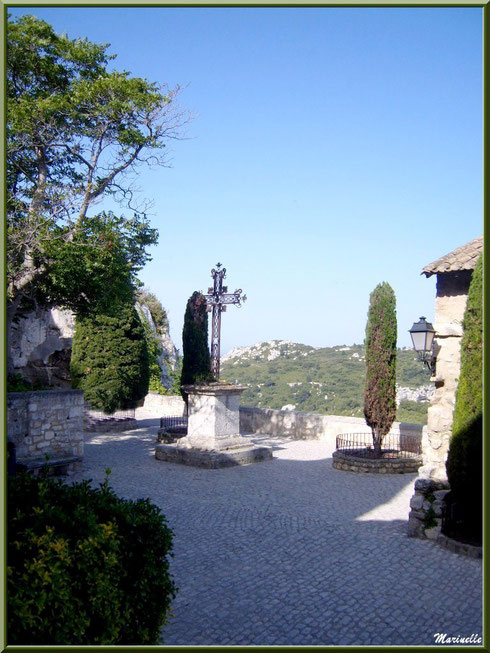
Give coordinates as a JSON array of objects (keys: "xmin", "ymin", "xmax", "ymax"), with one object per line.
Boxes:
[{"xmin": 155, "ymin": 383, "xmax": 273, "ymax": 468}]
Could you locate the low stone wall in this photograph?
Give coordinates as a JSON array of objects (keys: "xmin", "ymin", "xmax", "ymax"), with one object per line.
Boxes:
[
  {"xmin": 436, "ymin": 533, "xmax": 482, "ymax": 559},
  {"xmin": 7, "ymin": 390, "xmax": 84, "ymax": 468},
  {"xmin": 139, "ymin": 395, "xmax": 425, "ymax": 442},
  {"xmin": 332, "ymin": 450, "xmax": 422, "ymax": 474},
  {"xmin": 84, "ymin": 404, "xmax": 137, "ymax": 432},
  {"xmin": 407, "ymin": 478, "xmax": 450, "ymax": 540},
  {"xmin": 239, "ymin": 406, "xmax": 425, "ymax": 442},
  {"xmin": 140, "ymin": 392, "xmax": 186, "ymax": 416}
]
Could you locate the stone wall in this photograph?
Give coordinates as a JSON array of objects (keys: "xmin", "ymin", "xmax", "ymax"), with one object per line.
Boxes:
[
  {"xmin": 84, "ymin": 404, "xmax": 137, "ymax": 433},
  {"xmin": 332, "ymin": 450, "xmax": 422, "ymax": 474},
  {"xmin": 419, "ymin": 271, "xmax": 471, "ymax": 481},
  {"xmin": 7, "ymin": 390, "xmax": 84, "ymax": 467},
  {"xmin": 239, "ymin": 405, "xmax": 425, "ymax": 442},
  {"xmin": 407, "ymin": 478, "xmax": 450, "ymax": 539},
  {"xmin": 140, "ymin": 395, "xmax": 425, "ymax": 442},
  {"xmin": 140, "ymin": 392, "xmax": 186, "ymax": 416}
]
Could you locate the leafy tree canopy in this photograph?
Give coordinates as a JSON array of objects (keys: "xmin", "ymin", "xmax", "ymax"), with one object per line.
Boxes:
[
  {"xmin": 35, "ymin": 212, "xmax": 158, "ymax": 317},
  {"xmin": 7, "ymin": 14, "xmax": 189, "ymax": 354}
]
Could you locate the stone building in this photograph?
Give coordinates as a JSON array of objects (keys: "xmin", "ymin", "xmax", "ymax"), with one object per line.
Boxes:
[{"xmin": 407, "ymin": 235, "xmax": 482, "ymax": 539}]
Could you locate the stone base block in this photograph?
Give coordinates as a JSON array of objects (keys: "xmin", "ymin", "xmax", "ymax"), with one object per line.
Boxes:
[{"xmin": 155, "ymin": 443, "xmax": 273, "ymax": 468}]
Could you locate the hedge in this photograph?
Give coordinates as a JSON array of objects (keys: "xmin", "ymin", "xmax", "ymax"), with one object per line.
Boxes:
[{"xmin": 8, "ymin": 471, "xmax": 176, "ymax": 645}]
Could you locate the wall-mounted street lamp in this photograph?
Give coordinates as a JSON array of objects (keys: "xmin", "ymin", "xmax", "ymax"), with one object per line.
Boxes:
[{"xmin": 409, "ymin": 316, "xmax": 436, "ymax": 375}]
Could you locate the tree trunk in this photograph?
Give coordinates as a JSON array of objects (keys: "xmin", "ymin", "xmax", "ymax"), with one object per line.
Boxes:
[{"xmin": 372, "ymin": 427, "xmax": 383, "ymax": 458}]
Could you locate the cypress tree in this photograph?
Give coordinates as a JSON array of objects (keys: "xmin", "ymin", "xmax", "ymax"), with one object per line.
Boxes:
[
  {"xmin": 363, "ymin": 282, "xmax": 397, "ymax": 456},
  {"xmin": 180, "ymin": 292, "xmax": 214, "ymax": 402},
  {"xmin": 445, "ymin": 254, "xmax": 483, "ymax": 543},
  {"xmin": 71, "ymin": 299, "xmax": 150, "ymax": 413}
]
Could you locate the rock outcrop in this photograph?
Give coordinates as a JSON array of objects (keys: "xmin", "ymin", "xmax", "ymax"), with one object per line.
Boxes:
[
  {"xmin": 9, "ymin": 303, "xmax": 179, "ymax": 390},
  {"xmin": 9, "ymin": 307, "xmax": 76, "ymax": 387},
  {"xmin": 136, "ymin": 302, "xmax": 180, "ymax": 388}
]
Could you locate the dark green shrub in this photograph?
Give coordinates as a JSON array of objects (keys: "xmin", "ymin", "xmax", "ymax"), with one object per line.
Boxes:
[
  {"xmin": 364, "ymin": 282, "xmax": 397, "ymax": 455},
  {"xmin": 71, "ymin": 300, "xmax": 150, "ymax": 413},
  {"xmin": 7, "ymin": 373, "xmax": 49, "ymax": 392},
  {"xmin": 8, "ymin": 471, "xmax": 176, "ymax": 645},
  {"xmin": 445, "ymin": 254, "xmax": 483, "ymax": 543},
  {"xmin": 180, "ymin": 291, "xmax": 213, "ymax": 402}
]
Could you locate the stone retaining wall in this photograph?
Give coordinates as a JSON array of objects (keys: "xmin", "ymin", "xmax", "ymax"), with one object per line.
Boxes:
[
  {"xmin": 84, "ymin": 404, "xmax": 137, "ymax": 432},
  {"xmin": 407, "ymin": 478, "xmax": 450, "ymax": 539},
  {"xmin": 436, "ymin": 532, "xmax": 482, "ymax": 559},
  {"xmin": 332, "ymin": 450, "xmax": 423, "ymax": 474},
  {"xmin": 140, "ymin": 392, "xmax": 186, "ymax": 416},
  {"xmin": 239, "ymin": 405, "xmax": 425, "ymax": 442},
  {"xmin": 140, "ymin": 395, "xmax": 425, "ymax": 442},
  {"xmin": 7, "ymin": 390, "xmax": 84, "ymax": 466}
]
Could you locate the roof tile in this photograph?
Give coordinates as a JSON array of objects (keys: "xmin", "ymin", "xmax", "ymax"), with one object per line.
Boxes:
[{"xmin": 422, "ymin": 236, "xmax": 483, "ymax": 276}]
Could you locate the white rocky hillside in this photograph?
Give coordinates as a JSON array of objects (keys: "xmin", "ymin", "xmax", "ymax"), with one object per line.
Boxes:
[
  {"xmin": 221, "ymin": 340, "xmax": 435, "ymax": 407},
  {"xmin": 222, "ymin": 340, "xmax": 317, "ymax": 363}
]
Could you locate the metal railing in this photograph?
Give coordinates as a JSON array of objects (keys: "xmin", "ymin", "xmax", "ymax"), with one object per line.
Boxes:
[
  {"xmin": 160, "ymin": 415, "xmax": 188, "ymax": 434},
  {"xmin": 335, "ymin": 432, "xmax": 422, "ymax": 459}
]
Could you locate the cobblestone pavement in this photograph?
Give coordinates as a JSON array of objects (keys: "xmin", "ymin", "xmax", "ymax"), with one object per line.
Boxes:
[{"xmin": 70, "ymin": 415, "xmax": 482, "ymax": 647}]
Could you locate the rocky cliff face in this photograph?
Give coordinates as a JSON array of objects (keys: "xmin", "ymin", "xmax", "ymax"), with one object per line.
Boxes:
[
  {"xmin": 136, "ymin": 302, "xmax": 180, "ymax": 388},
  {"xmin": 9, "ymin": 304, "xmax": 179, "ymax": 389},
  {"xmin": 9, "ymin": 307, "xmax": 76, "ymax": 387}
]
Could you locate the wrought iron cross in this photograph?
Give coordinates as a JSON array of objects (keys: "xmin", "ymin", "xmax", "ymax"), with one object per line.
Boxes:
[{"xmin": 204, "ymin": 263, "xmax": 246, "ymax": 380}]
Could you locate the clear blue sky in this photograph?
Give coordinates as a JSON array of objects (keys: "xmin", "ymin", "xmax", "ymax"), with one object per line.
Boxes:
[{"xmin": 8, "ymin": 6, "xmax": 483, "ymax": 354}]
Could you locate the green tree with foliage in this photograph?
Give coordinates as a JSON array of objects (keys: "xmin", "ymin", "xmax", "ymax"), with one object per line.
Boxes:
[
  {"xmin": 363, "ymin": 282, "xmax": 397, "ymax": 456},
  {"xmin": 71, "ymin": 299, "xmax": 150, "ymax": 413},
  {"xmin": 180, "ymin": 292, "xmax": 214, "ymax": 402},
  {"xmin": 6, "ymin": 14, "xmax": 189, "ymax": 371},
  {"xmin": 445, "ymin": 254, "xmax": 483, "ymax": 543}
]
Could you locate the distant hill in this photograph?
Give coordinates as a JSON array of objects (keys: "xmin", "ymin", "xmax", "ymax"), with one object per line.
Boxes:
[{"xmin": 221, "ymin": 341, "xmax": 433, "ymax": 425}]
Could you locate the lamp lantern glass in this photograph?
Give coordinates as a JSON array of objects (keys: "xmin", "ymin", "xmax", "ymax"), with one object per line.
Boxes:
[{"xmin": 409, "ymin": 316, "xmax": 435, "ymax": 358}]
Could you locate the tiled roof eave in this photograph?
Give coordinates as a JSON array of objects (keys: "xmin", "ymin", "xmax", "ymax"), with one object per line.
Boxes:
[{"xmin": 422, "ymin": 236, "xmax": 483, "ymax": 276}]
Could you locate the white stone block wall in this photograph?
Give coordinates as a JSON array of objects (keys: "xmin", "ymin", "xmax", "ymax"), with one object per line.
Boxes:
[
  {"xmin": 420, "ymin": 271, "xmax": 470, "ymax": 481},
  {"xmin": 140, "ymin": 392, "xmax": 186, "ymax": 416},
  {"xmin": 7, "ymin": 390, "xmax": 84, "ymax": 462}
]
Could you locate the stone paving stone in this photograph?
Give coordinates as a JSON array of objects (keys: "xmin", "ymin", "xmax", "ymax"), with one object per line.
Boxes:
[{"xmin": 69, "ymin": 415, "xmax": 483, "ymax": 647}]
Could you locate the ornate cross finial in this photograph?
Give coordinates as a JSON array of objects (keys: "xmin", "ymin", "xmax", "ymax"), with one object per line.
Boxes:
[{"xmin": 203, "ymin": 264, "xmax": 246, "ymax": 380}]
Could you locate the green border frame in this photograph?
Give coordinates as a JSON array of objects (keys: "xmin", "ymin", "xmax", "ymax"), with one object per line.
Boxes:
[{"xmin": 1, "ymin": 2, "xmax": 487, "ymax": 652}]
